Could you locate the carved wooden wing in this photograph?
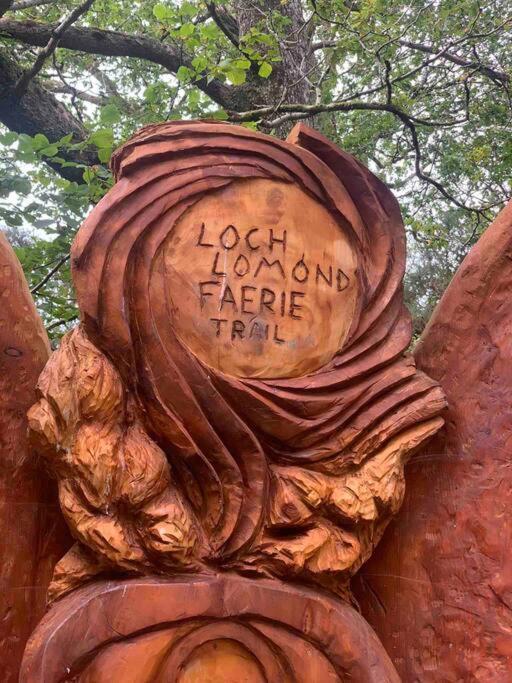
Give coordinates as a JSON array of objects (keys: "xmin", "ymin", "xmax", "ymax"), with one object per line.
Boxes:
[
  {"xmin": 356, "ymin": 200, "xmax": 512, "ymax": 681},
  {"xmin": 0, "ymin": 232, "xmax": 69, "ymax": 682}
]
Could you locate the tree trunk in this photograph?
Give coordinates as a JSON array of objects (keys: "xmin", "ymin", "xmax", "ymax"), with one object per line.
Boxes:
[{"xmin": 233, "ymin": 0, "xmax": 316, "ymax": 136}]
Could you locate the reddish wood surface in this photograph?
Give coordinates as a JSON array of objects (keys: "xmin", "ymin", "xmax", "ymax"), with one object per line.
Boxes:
[
  {"xmin": 355, "ymin": 200, "xmax": 512, "ymax": 680},
  {"xmin": 20, "ymin": 574, "xmax": 400, "ymax": 682},
  {"xmin": 40, "ymin": 121, "xmax": 442, "ymax": 599},
  {"xmin": 0, "ymin": 232, "xmax": 70, "ymax": 682},
  {"xmin": 21, "ymin": 121, "xmax": 447, "ymax": 680}
]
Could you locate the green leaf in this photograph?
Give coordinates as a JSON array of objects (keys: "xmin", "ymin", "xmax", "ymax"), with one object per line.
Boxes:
[
  {"xmin": 179, "ymin": 23, "xmax": 195, "ymax": 38},
  {"xmin": 40, "ymin": 145, "xmax": 59, "ymax": 158},
  {"xmin": 32, "ymin": 133, "xmax": 50, "ymax": 151},
  {"xmin": 180, "ymin": 1, "xmax": 196, "ymax": 16},
  {"xmin": 82, "ymin": 167, "xmax": 96, "ymax": 183},
  {"xmin": 176, "ymin": 65, "xmax": 192, "ymax": 82},
  {"xmin": 57, "ymin": 133, "xmax": 73, "ymax": 145},
  {"xmin": 258, "ymin": 62, "xmax": 273, "ymax": 78},
  {"xmin": 227, "ymin": 68, "xmax": 246, "ymax": 85},
  {"xmin": 12, "ymin": 178, "xmax": 31, "ymax": 194},
  {"xmin": 34, "ymin": 218, "xmax": 54, "ymax": 229},
  {"xmin": 210, "ymin": 109, "xmax": 228, "ymax": 120},
  {"xmin": 192, "ymin": 55, "xmax": 208, "ymax": 72},
  {"xmin": 232, "ymin": 58, "xmax": 251, "ymax": 70},
  {"xmin": 144, "ymin": 84, "xmax": 159, "ymax": 103},
  {"xmin": 5, "ymin": 213, "xmax": 23, "ymax": 227},
  {"xmin": 100, "ymin": 103, "xmax": 121, "ymax": 124},
  {"xmin": 188, "ymin": 89, "xmax": 200, "ymax": 107},
  {"xmin": 153, "ymin": 3, "xmax": 169, "ymax": 20},
  {"xmin": 0, "ymin": 131, "xmax": 18, "ymax": 146},
  {"xmin": 97, "ymin": 147, "xmax": 112, "ymax": 163},
  {"xmin": 89, "ymin": 129, "xmax": 114, "ymax": 149}
]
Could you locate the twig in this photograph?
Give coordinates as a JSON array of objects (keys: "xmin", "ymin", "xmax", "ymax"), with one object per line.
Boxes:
[
  {"xmin": 46, "ymin": 314, "xmax": 78, "ymax": 332},
  {"xmin": 31, "ymin": 253, "xmax": 70, "ymax": 294},
  {"xmin": 14, "ymin": 0, "xmax": 95, "ymax": 97}
]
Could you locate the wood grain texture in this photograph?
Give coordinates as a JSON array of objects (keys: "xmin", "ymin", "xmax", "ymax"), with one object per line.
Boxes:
[
  {"xmin": 164, "ymin": 177, "xmax": 358, "ymax": 379},
  {"xmin": 0, "ymin": 231, "xmax": 70, "ymax": 682},
  {"xmin": 355, "ymin": 199, "xmax": 512, "ymax": 681},
  {"xmin": 20, "ymin": 575, "xmax": 400, "ymax": 683}
]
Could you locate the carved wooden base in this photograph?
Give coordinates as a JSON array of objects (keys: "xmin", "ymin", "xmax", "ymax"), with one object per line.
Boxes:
[{"xmin": 21, "ymin": 575, "xmax": 399, "ymax": 682}]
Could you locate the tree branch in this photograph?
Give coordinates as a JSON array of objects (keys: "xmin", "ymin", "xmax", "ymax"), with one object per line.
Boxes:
[
  {"xmin": 205, "ymin": 2, "xmax": 240, "ymax": 49},
  {"xmin": 14, "ymin": 0, "xmax": 95, "ymax": 97},
  {"xmin": 0, "ymin": 18, "xmax": 242, "ymax": 109},
  {"xmin": 30, "ymin": 252, "xmax": 70, "ymax": 294},
  {"xmin": 230, "ymin": 98, "xmax": 491, "ymax": 216},
  {"xmin": 46, "ymin": 314, "xmax": 78, "ymax": 332},
  {"xmin": 0, "ymin": 49, "xmax": 98, "ymax": 182},
  {"xmin": 229, "ymin": 99, "xmax": 464, "ymax": 128},
  {"xmin": 398, "ymin": 39, "xmax": 510, "ymax": 85},
  {"xmin": 311, "ymin": 37, "xmax": 511, "ymax": 87}
]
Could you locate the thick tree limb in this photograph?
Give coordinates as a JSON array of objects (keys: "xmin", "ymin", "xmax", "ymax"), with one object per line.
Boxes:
[
  {"xmin": 206, "ymin": 2, "xmax": 240, "ymax": 49},
  {"xmin": 230, "ymin": 98, "xmax": 491, "ymax": 216},
  {"xmin": 229, "ymin": 99, "xmax": 463, "ymax": 128},
  {"xmin": 15, "ymin": 0, "xmax": 96, "ymax": 97},
  {"xmin": 0, "ymin": 49, "xmax": 98, "ymax": 182},
  {"xmin": 0, "ymin": 18, "xmax": 242, "ymax": 109}
]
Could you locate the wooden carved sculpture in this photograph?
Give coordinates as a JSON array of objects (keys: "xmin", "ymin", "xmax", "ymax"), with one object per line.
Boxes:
[
  {"xmin": 0, "ymin": 233, "xmax": 69, "ymax": 681},
  {"xmin": 17, "ymin": 121, "xmax": 448, "ymax": 682},
  {"xmin": 355, "ymin": 199, "xmax": 512, "ymax": 681}
]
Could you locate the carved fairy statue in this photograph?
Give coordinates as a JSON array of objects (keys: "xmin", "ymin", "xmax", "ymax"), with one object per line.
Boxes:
[
  {"xmin": 11, "ymin": 121, "xmax": 504, "ymax": 682},
  {"xmin": 26, "ymin": 122, "xmax": 445, "ymax": 605}
]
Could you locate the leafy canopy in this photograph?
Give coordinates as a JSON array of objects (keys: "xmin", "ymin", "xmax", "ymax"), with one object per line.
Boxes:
[{"xmin": 0, "ymin": 0, "xmax": 510, "ymax": 339}]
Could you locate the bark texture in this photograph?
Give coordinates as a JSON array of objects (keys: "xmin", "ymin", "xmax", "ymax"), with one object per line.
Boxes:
[{"xmin": 0, "ymin": 49, "xmax": 97, "ymax": 181}]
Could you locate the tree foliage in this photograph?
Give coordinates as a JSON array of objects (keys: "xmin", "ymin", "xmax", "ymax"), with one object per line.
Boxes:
[{"xmin": 0, "ymin": 0, "xmax": 510, "ymax": 340}]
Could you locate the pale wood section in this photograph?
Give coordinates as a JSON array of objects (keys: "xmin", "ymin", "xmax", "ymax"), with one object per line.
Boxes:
[
  {"xmin": 177, "ymin": 639, "xmax": 265, "ymax": 683},
  {"xmin": 163, "ymin": 178, "xmax": 358, "ymax": 378}
]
